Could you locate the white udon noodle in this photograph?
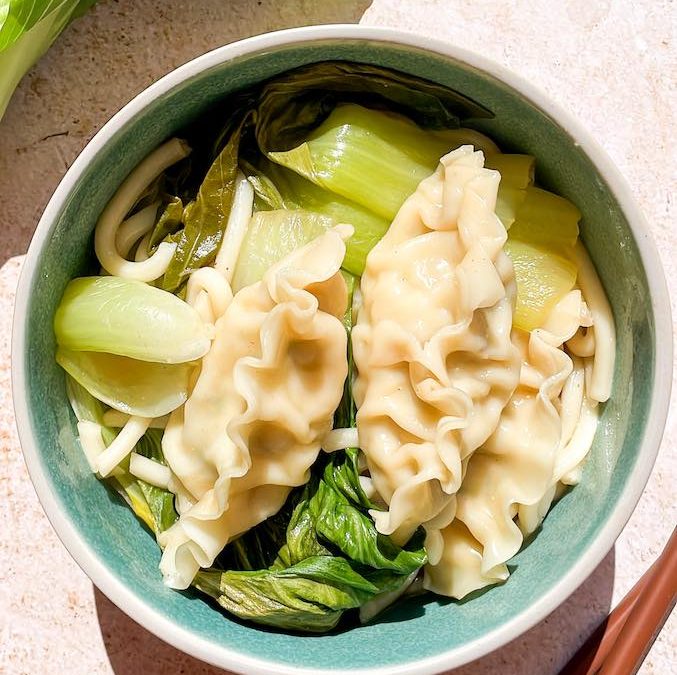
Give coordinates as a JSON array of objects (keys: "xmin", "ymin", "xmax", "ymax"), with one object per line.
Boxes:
[
  {"xmin": 73, "ymin": 139, "xmax": 615, "ymax": 599},
  {"xmin": 94, "ymin": 138, "xmax": 191, "ymax": 282}
]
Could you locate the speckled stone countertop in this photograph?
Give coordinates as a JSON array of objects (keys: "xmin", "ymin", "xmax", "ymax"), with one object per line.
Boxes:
[{"xmin": 1, "ymin": 1, "xmax": 674, "ymax": 674}]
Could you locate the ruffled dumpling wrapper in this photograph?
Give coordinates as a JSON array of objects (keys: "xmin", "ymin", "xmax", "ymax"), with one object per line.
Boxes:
[
  {"xmin": 159, "ymin": 229, "xmax": 349, "ymax": 589},
  {"xmin": 425, "ymin": 290, "xmax": 602, "ymax": 598},
  {"xmin": 352, "ymin": 146, "xmax": 521, "ymax": 556}
]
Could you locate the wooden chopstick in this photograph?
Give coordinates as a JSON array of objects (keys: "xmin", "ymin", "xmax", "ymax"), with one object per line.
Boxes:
[
  {"xmin": 559, "ymin": 527, "xmax": 677, "ymax": 675},
  {"xmin": 558, "ymin": 559, "xmax": 655, "ymax": 675},
  {"xmin": 598, "ymin": 527, "xmax": 676, "ymax": 674}
]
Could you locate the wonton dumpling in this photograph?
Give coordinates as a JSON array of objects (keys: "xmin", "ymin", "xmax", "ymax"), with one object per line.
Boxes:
[
  {"xmin": 425, "ymin": 290, "xmax": 599, "ymax": 598},
  {"xmin": 158, "ymin": 230, "xmax": 349, "ymax": 589},
  {"xmin": 352, "ymin": 146, "xmax": 521, "ymax": 556}
]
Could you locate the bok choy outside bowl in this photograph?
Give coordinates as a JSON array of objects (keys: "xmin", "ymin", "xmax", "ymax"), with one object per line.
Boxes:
[{"xmin": 12, "ymin": 24, "xmax": 672, "ymax": 675}]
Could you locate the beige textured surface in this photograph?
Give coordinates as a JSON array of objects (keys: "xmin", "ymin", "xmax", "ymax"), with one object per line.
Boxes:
[{"xmin": 1, "ymin": 1, "xmax": 675, "ymax": 674}]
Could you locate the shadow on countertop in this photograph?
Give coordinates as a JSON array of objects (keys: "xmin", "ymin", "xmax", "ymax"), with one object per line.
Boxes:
[
  {"xmin": 0, "ymin": 0, "xmax": 372, "ymax": 268},
  {"xmin": 93, "ymin": 548, "xmax": 615, "ymax": 675}
]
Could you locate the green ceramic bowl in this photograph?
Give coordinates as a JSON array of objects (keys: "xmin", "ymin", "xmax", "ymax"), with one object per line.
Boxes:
[{"xmin": 12, "ymin": 25, "xmax": 672, "ymax": 675}]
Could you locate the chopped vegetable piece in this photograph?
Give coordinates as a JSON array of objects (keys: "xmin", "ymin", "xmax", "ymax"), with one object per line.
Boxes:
[
  {"xmin": 246, "ymin": 161, "xmax": 389, "ymax": 276},
  {"xmin": 162, "ymin": 123, "xmax": 244, "ymax": 291},
  {"xmin": 148, "ymin": 196, "xmax": 184, "ymax": 253},
  {"xmin": 57, "ymin": 348, "xmax": 193, "ymax": 417},
  {"xmin": 434, "ymin": 127, "xmax": 500, "ymax": 156},
  {"xmin": 485, "ymin": 154, "xmax": 535, "ymax": 189},
  {"xmin": 231, "ymin": 209, "xmax": 334, "ymax": 291},
  {"xmin": 496, "ymin": 187, "xmax": 527, "ymax": 229},
  {"xmin": 268, "ymin": 105, "xmax": 508, "ymax": 224},
  {"xmin": 268, "ymin": 104, "xmax": 442, "ymax": 220},
  {"xmin": 505, "ymin": 239, "xmax": 578, "ymax": 331},
  {"xmin": 195, "ymin": 556, "xmax": 376, "ymax": 633},
  {"xmin": 508, "ymin": 186, "xmax": 580, "ymax": 255},
  {"xmin": 54, "ymin": 276, "xmax": 209, "ymax": 364}
]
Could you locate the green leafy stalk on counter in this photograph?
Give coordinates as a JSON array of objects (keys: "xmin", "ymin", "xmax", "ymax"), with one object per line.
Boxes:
[{"xmin": 0, "ymin": 0, "xmax": 98, "ymax": 121}]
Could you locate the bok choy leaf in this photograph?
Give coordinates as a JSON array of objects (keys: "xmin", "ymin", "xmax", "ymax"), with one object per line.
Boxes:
[
  {"xmin": 147, "ymin": 196, "xmax": 184, "ymax": 253},
  {"xmin": 253, "ymin": 60, "xmax": 492, "ymax": 154},
  {"xmin": 161, "ymin": 122, "xmax": 245, "ymax": 292},
  {"xmin": 310, "ymin": 454, "xmax": 426, "ymax": 573},
  {"xmin": 195, "ymin": 556, "xmax": 377, "ymax": 633}
]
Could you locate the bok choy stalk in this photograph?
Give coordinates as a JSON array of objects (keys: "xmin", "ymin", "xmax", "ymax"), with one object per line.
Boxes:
[
  {"xmin": 243, "ymin": 159, "xmax": 389, "ymax": 276},
  {"xmin": 150, "ymin": 62, "xmax": 490, "ymax": 286},
  {"xmin": 504, "ymin": 239, "xmax": 578, "ymax": 331},
  {"xmin": 54, "ymin": 276, "xmax": 209, "ymax": 363},
  {"xmin": 268, "ymin": 103, "xmax": 460, "ymax": 221},
  {"xmin": 66, "ymin": 377, "xmax": 178, "ymax": 535},
  {"xmin": 507, "ymin": 187, "xmax": 580, "ymax": 254},
  {"xmin": 54, "ymin": 276, "xmax": 208, "ymax": 416},
  {"xmin": 493, "ymin": 166, "xmax": 581, "ymax": 331},
  {"xmin": 0, "ymin": 0, "xmax": 97, "ymax": 121},
  {"xmin": 265, "ymin": 103, "xmax": 539, "ymax": 237},
  {"xmin": 57, "ymin": 349, "xmax": 194, "ymax": 418},
  {"xmin": 231, "ymin": 209, "xmax": 334, "ymax": 292}
]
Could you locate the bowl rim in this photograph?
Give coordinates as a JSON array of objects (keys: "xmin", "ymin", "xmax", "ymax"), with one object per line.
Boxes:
[{"xmin": 11, "ymin": 23, "xmax": 673, "ymax": 675}]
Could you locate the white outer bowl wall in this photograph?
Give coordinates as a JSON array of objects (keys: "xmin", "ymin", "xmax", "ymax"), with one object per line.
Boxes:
[{"xmin": 11, "ymin": 24, "xmax": 673, "ymax": 675}]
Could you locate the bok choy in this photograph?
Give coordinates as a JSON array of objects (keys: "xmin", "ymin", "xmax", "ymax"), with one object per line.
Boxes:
[
  {"xmin": 268, "ymin": 103, "xmax": 483, "ymax": 221},
  {"xmin": 54, "ymin": 276, "xmax": 209, "ymax": 363},
  {"xmin": 54, "ymin": 276, "xmax": 209, "ymax": 416},
  {"xmin": 0, "ymin": 0, "xmax": 97, "ymax": 121},
  {"xmin": 57, "ymin": 349, "xmax": 193, "ymax": 418}
]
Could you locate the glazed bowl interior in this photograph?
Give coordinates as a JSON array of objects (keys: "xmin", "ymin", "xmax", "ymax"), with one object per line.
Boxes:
[{"xmin": 13, "ymin": 27, "xmax": 670, "ymax": 674}]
